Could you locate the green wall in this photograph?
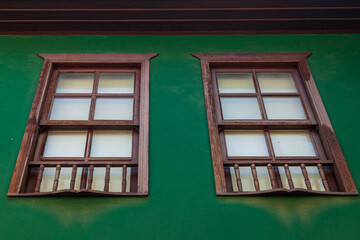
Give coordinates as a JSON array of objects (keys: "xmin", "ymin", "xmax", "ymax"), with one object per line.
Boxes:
[{"xmin": 0, "ymin": 35, "xmax": 359, "ymax": 240}]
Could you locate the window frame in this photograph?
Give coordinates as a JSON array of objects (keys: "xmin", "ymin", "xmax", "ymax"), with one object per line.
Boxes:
[
  {"xmin": 191, "ymin": 52, "xmax": 358, "ymax": 196},
  {"xmin": 8, "ymin": 53, "xmax": 157, "ymax": 196}
]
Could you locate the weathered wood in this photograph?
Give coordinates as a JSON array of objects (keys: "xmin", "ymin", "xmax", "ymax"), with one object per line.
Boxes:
[
  {"xmin": 70, "ymin": 165, "xmax": 77, "ymax": 190},
  {"xmin": 284, "ymin": 164, "xmax": 294, "ymax": 189},
  {"xmin": 34, "ymin": 165, "xmax": 45, "ymax": 192},
  {"xmin": 317, "ymin": 163, "xmax": 330, "ymax": 192},
  {"xmin": 87, "ymin": 165, "xmax": 94, "ymax": 190},
  {"xmin": 267, "ymin": 164, "xmax": 277, "ymax": 189},
  {"xmin": 53, "ymin": 164, "xmax": 61, "ymax": 191},
  {"xmin": 233, "ymin": 164, "xmax": 242, "ymax": 192},
  {"xmin": 104, "ymin": 165, "xmax": 110, "ymax": 192},
  {"xmin": 122, "ymin": 165, "xmax": 128, "ymax": 193},
  {"xmin": 301, "ymin": 163, "xmax": 312, "ymax": 190},
  {"xmin": 251, "ymin": 164, "xmax": 260, "ymax": 191}
]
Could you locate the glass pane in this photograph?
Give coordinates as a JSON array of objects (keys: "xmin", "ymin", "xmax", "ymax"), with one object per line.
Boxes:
[
  {"xmin": 50, "ymin": 98, "xmax": 91, "ymax": 120},
  {"xmin": 98, "ymin": 73, "xmax": 135, "ymax": 93},
  {"xmin": 90, "ymin": 131, "xmax": 132, "ymax": 157},
  {"xmin": 307, "ymin": 166, "xmax": 325, "ymax": 191},
  {"xmin": 221, "ymin": 97, "xmax": 262, "ymax": 119},
  {"xmin": 270, "ymin": 130, "xmax": 316, "ymax": 156},
  {"xmin": 56, "ymin": 73, "xmax": 94, "ymax": 93},
  {"xmin": 94, "ymin": 98, "xmax": 133, "ymax": 120},
  {"xmin": 279, "ymin": 166, "xmax": 307, "ymax": 189},
  {"xmin": 58, "ymin": 167, "xmax": 83, "ymax": 190},
  {"xmin": 91, "ymin": 168, "xmax": 106, "ymax": 191},
  {"xmin": 229, "ymin": 167, "xmax": 239, "ymax": 192},
  {"xmin": 225, "ymin": 130, "xmax": 269, "ymax": 156},
  {"xmin": 256, "ymin": 167, "xmax": 272, "ymax": 191},
  {"xmin": 239, "ymin": 167, "xmax": 256, "ymax": 191},
  {"xmin": 278, "ymin": 166, "xmax": 290, "ymax": 189},
  {"xmin": 263, "ymin": 97, "xmax": 306, "ymax": 119},
  {"xmin": 257, "ymin": 73, "xmax": 297, "ymax": 93},
  {"xmin": 109, "ymin": 167, "xmax": 131, "ymax": 192},
  {"xmin": 40, "ymin": 167, "xmax": 56, "ymax": 192},
  {"xmin": 217, "ymin": 73, "xmax": 255, "ymax": 93},
  {"xmin": 43, "ymin": 131, "xmax": 87, "ymax": 157}
]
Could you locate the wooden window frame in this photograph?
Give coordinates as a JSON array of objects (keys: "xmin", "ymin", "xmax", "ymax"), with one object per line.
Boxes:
[
  {"xmin": 191, "ymin": 52, "xmax": 358, "ymax": 196},
  {"xmin": 8, "ymin": 53, "xmax": 158, "ymax": 197}
]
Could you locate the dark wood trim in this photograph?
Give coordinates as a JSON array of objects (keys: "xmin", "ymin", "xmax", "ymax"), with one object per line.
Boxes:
[{"xmin": 192, "ymin": 52, "xmax": 358, "ymax": 196}]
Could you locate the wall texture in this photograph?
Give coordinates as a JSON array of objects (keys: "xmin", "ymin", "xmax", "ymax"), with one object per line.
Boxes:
[{"xmin": 0, "ymin": 35, "xmax": 359, "ymax": 240}]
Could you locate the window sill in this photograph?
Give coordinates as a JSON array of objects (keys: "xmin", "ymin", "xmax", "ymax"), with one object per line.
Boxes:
[
  {"xmin": 7, "ymin": 190, "xmax": 148, "ymax": 197},
  {"xmin": 218, "ymin": 188, "xmax": 359, "ymax": 196}
]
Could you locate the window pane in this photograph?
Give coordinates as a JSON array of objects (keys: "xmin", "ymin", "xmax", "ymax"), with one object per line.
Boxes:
[
  {"xmin": 270, "ymin": 130, "xmax": 316, "ymax": 156},
  {"xmin": 256, "ymin": 166, "xmax": 272, "ymax": 191},
  {"xmin": 263, "ymin": 97, "xmax": 306, "ymax": 119},
  {"xmin": 58, "ymin": 167, "xmax": 83, "ymax": 190},
  {"xmin": 56, "ymin": 73, "xmax": 94, "ymax": 93},
  {"xmin": 221, "ymin": 97, "xmax": 262, "ymax": 119},
  {"xmin": 94, "ymin": 98, "xmax": 133, "ymax": 120},
  {"xmin": 307, "ymin": 166, "xmax": 325, "ymax": 191},
  {"xmin": 98, "ymin": 73, "xmax": 135, "ymax": 93},
  {"xmin": 225, "ymin": 130, "xmax": 269, "ymax": 156},
  {"xmin": 50, "ymin": 98, "xmax": 91, "ymax": 120},
  {"xmin": 90, "ymin": 167, "xmax": 106, "ymax": 191},
  {"xmin": 39, "ymin": 167, "xmax": 56, "ymax": 192},
  {"xmin": 239, "ymin": 167, "xmax": 256, "ymax": 191},
  {"xmin": 43, "ymin": 131, "xmax": 87, "ymax": 157},
  {"xmin": 257, "ymin": 73, "xmax": 297, "ymax": 93},
  {"xmin": 90, "ymin": 131, "xmax": 132, "ymax": 157},
  {"xmin": 109, "ymin": 167, "xmax": 131, "ymax": 192},
  {"xmin": 217, "ymin": 73, "xmax": 255, "ymax": 93}
]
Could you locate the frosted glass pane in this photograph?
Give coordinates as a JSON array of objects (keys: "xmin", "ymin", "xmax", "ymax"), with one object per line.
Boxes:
[
  {"xmin": 56, "ymin": 73, "xmax": 94, "ymax": 93},
  {"xmin": 257, "ymin": 167, "xmax": 272, "ymax": 191},
  {"xmin": 263, "ymin": 97, "xmax": 306, "ymax": 119},
  {"xmin": 270, "ymin": 130, "xmax": 316, "ymax": 156},
  {"xmin": 221, "ymin": 97, "xmax": 262, "ymax": 119},
  {"xmin": 40, "ymin": 167, "xmax": 56, "ymax": 192},
  {"xmin": 279, "ymin": 166, "xmax": 307, "ymax": 189},
  {"xmin": 239, "ymin": 167, "xmax": 256, "ymax": 191},
  {"xmin": 43, "ymin": 131, "xmax": 87, "ymax": 157},
  {"xmin": 225, "ymin": 130, "xmax": 269, "ymax": 156},
  {"xmin": 90, "ymin": 131, "xmax": 132, "ymax": 157},
  {"xmin": 94, "ymin": 98, "xmax": 133, "ymax": 120},
  {"xmin": 109, "ymin": 167, "xmax": 131, "ymax": 192},
  {"xmin": 58, "ymin": 167, "xmax": 83, "ymax": 190},
  {"xmin": 50, "ymin": 98, "xmax": 91, "ymax": 120},
  {"xmin": 307, "ymin": 166, "xmax": 325, "ymax": 191},
  {"xmin": 217, "ymin": 73, "xmax": 255, "ymax": 93},
  {"xmin": 229, "ymin": 167, "xmax": 239, "ymax": 192},
  {"xmin": 98, "ymin": 73, "xmax": 135, "ymax": 93},
  {"xmin": 91, "ymin": 168, "xmax": 106, "ymax": 191},
  {"xmin": 257, "ymin": 73, "xmax": 297, "ymax": 93}
]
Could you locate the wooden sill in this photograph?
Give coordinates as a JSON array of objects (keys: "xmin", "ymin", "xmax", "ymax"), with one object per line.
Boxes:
[
  {"xmin": 217, "ymin": 188, "xmax": 359, "ymax": 196},
  {"xmin": 7, "ymin": 189, "xmax": 148, "ymax": 197}
]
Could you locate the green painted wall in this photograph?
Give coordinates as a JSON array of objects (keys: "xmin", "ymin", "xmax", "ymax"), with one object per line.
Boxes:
[{"xmin": 0, "ymin": 35, "xmax": 359, "ymax": 240}]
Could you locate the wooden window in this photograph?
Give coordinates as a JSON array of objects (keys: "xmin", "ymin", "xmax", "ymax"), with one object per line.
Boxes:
[
  {"xmin": 192, "ymin": 53, "xmax": 358, "ymax": 196},
  {"xmin": 8, "ymin": 53, "xmax": 157, "ymax": 196}
]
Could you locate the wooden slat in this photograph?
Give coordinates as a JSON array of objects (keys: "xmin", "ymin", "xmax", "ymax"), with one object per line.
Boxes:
[
  {"xmin": 267, "ymin": 164, "xmax": 277, "ymax": 189},
  {"xmin": 317, "ymin": 163, "xmax": 330, "ymax": 192},
  {"xmin": 223, "ymin": 160, "xmax": 334, "ymax": 166},
  {"xmin": 104, "ymin": 165, "xmax": 110, "ymax": 192},
  {"xmin": 52, "ymin": 164, "xmax": 61, "ymax": 191},
  {"xmin": 34, "ymin": 165, "xmax": 45, "ymax": 192},
  {"xmin": 87, "ymin": 165, "xmax": 94, "ymax": 190},
  {"xmin": 284, "ymin": 164, "xmax": 294, "ymax": 189},
  {"xmin": 251, "ymin": 164, "xmax": 260, "ymax": 191},
  {"xmin": 70, "ymin": 164, "xmax": 77, "ymax": 190},
  {"xmin": 301, "ymin": 163, "xmax": 312, "ymax": 190},
  {"xmin": 233, "ymin": 164, "xmax": 242, "ymax": 192},
  {"xmin": 122, "ymin": 165, "xmax": 127, "ymax": 193}
]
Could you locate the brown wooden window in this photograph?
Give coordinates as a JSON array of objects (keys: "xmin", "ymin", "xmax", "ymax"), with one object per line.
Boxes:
[
  {"xmin": 8, "ymin": 53, "xmax": 157, "ymax": 196},
  {"xmin": 192, "ymin": 53, "xmax": 358, "ymax": 196}
]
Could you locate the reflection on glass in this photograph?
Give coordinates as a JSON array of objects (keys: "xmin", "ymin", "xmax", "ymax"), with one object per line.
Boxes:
[
  {"xmin": 307, "ymin": 166, "xmax": 325, "ymax": 191},
  {"xmin": 257, "ymin": 73, "xmax": 297, "ymax": 93},
  {"xmin": 225, "ymin": 130, "xmax": 269, "ymax": 156},
  {"xmin": 94, "ymin": 98, "xmax": 133, "ymax": 120},
  {"xmin": 109, "ymin": 167, "xmax": 131, "ymax": 192},
  {"xmin": 263, "ymin": 97, "xmax": 306, "ymax": 119},
  {"xmin": 270, "ymin": 130, "xmax": 316, "ymax": 156},
  {"xmin": 43, "ymin": 131, "xmax": 87, "ymax": 157},
  {"xmin": 221, "ymin": 97, "xmax": 262, "ymax": 119},
  {"xmin": 40, "ymin": 167, "xmax": 56, "ymax": 192},
  {"xmin": 217, "ymin": 73, "xmax": 255, "ymax": 93},
  {"xmin": 98, "ymin": 73, "xmax": 135, "ymax": 94},
  {"xmin": 56, "ymin": 73, "xmax": 94, "ymax": 93},
  {"xmin": 90, "ymin": 131, "xmax": 132, "ymax": 157},
  {"xmin": 256, "ymin": 166, "xmax": 272, "ymax": 191},
  {"xmin": 50, "ymin": 98, "xmax": 91, "ymax": 120},
  {"xmin": 239, "ymin": 167, "xmax": 256, "ymax": 191},
  {"xmin": 90, "ymin": 168, "xmax": 106, "ymax": 191}
]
